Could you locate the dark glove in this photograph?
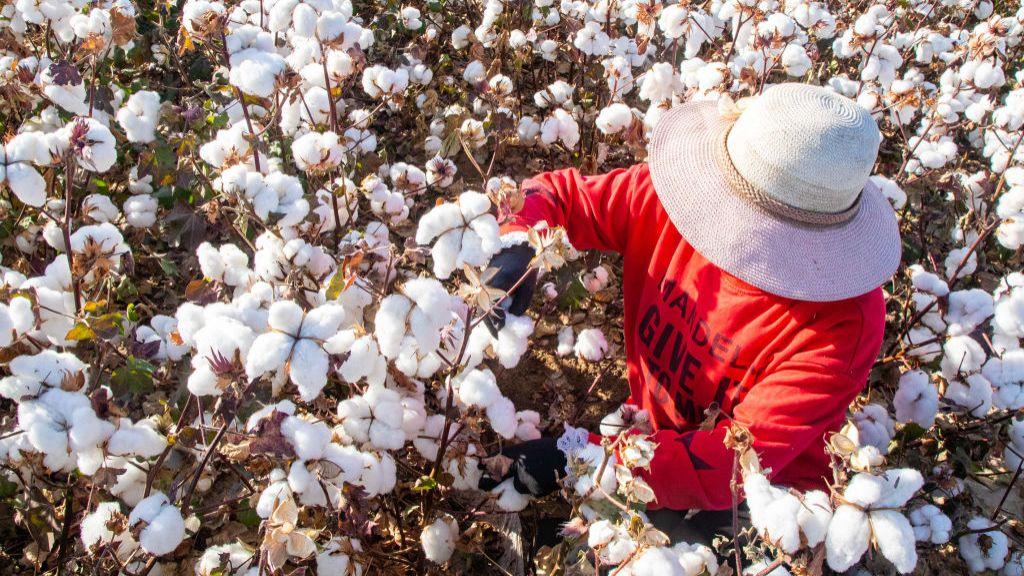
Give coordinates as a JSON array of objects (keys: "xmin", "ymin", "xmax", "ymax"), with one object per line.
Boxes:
[
  {"xmin": 483, "ymin": 242, "xmax": 538, "ymax": 335},
  {"xmin": 478, "ymin": 437, "xmax": 567, "ymax": 497}
]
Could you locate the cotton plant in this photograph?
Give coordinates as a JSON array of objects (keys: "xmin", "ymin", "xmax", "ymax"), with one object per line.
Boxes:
[{"xmin": 3, "ymin": 0, "xmax": 1024, "ymax": 572}]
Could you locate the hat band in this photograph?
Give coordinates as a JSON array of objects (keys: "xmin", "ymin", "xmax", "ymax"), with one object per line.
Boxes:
[{"xmin": 713, "ymin": 122, "xmax": 862, "ymax": 227}]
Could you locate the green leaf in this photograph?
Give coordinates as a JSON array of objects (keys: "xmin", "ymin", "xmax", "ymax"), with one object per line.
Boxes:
[
  {"xmin": 234, "ymin": 502, "xmax": 261, "ymax": 528},
  {"xmin": 325, "ymin": 269, "xmax": 349, "ymax": 300},
  {"xmin": 66, "ymin": 323, "xmax": 96, "ymax": 341},
  {"xmin": 126, "ymin": 303, "xmax": 140, "ymax": 323},
  {"xmin": 411, "ymin": 475, "xmax": 438, "ymax": 492},
  {"xmin": 0, "ymin": 477, "xmax": 17, "ymax": 499},
  {"xmin": 90, "ymin": 312, "xmax": 124, "ymax": 340},
  {"xmin": 110, "ymin": 357, "xmax": 157, "ymax": 396}
]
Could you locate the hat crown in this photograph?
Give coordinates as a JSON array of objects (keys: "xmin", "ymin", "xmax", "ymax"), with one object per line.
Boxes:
[{"xmin": 725, "ymin": 84, "xmax": 881, "ymax": 214}]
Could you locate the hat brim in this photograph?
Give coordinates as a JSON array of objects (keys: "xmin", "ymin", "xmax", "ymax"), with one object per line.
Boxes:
[{"xmin": 648, "ymin": 101, "xmax": 902, "ymax": 302}]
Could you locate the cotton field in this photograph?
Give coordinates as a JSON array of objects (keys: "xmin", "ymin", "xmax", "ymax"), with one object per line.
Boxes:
[{"xmin": 0, "ymin": 0, "xmax": 1022, "ymax": 574}]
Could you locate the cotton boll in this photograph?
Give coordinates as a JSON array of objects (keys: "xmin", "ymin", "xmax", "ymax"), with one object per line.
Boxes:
[
  {"xmin": 595, "ymin": 103, "xmax": 634, "ymax": 135},
  {"xmin": 494, "ymin": 313, "xmax": 534, "ymax": 367},
  {"xmin": 486, "ymin": 396, "xmax": 517, "ymax": 439},
  {"xmin": 825, "ymin": 505, "xmax": 871, "ymax": 572},
  {"xmin": 849, "ymin": 403, "xmax": 895, "ymax": 454},
  {"xmin": 60, "ymin": 117, "xmax": 117, "ymax": 173},
  {"xmin": 556, "ymin": 326, "xmax": 575, "ymax": 357},
  {"xmin": 81, "ymin": 501, "xmax": 128, "ymax": 553},
  {"xmin": 316, "ymin": 537, "xmax": 364, "ymax": 576},
  {"xmin": 19, "ymin": 388, "xmax": 114, "ymax": 474},
  {"xmin": 945, "ymin": 373, "xmax": 993, "ymax": 417},
  {"xmin": 893, "ymin": 369, "xmax": 939, "ymax": 428},
  {"xmin": 909, "ymin": 504, "xmax": 952, "ymax": 544},
  {"xmin": 574, "ymin": 328, "xmax": 608, "ymax": 361},
  {"xmin": 945, "ymin": 245, "xmax": 977, "ymax": 279},
  {"xmin": 415, "ymin": 191, "xmax": 501, "ymax": 279},
  {"xmin": 107, "ymin": 418, "xmax": 168, "ymax": 459},
  {"xmin": 983, "ymin": 351, "xmax": 1024, "ymax": 409},
  {"xmin": 797, "ymin": 490, "xmax": 834, "ymax": 547},
  {"xmin": 421, "ymin": 515, "xmax": 458, "ymax": 563},
  {"xmin": 573, "ymin": 443, "xmax": 617, "ymax": 498},
  {"xmin": 868, "ymin": 509, "xmax": 917, "ymax": 574},
  {"xmin": 196, "ymin": 542, "xmax": 255, "ymax": 575},
  {"xmin": 128, "ymin": 493, "xmax": 186, "ymax": 556},
  {"xmin": 457, "ymin": 368, "xmax": 500, "ymax": 408},
  {"xmin": 116, "ymin": 90, "xmax": 161, "ymax": 143},
  {"xmin": 124, "ymin": 194, "xmax": 158, "ymax": 228},
  {"xmin": 945, "ymin": 289, "xmax": 994, "ymax": 336},
  {"xmin": 941, "ymin": 335, "xmax": 987, "ymax": 380},
  {"xmin": 0, "ymin": 350, "xmax": 88, "ymax": 401},
  {"xmin": 515, "ymin": 410, "xmax": 542, "ymax": 441},
  {"xmin": 959, "ymin": 516, "xmax": 1009, "ymax": 572},
  {"xmin": 540, "ymin": 109, "xmax": 580, "ymax": 148}
]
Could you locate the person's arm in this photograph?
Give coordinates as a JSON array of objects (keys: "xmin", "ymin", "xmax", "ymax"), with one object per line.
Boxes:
[
  {"xmin": 504, "ymin": 164, "xmax": 646, "ymax": 254},
  {"xmin": 636, "ymin": 364, "xmax": 864, "ymax": 510}
]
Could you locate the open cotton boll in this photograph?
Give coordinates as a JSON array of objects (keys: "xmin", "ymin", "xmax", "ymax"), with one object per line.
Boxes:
[
  {"xmin": 362, "ymin": 65, "xmax": 409, "ymax": 99},
  {"xmin": 540, "ymin": 108, "xmax": 581, "ymax": 148},
  {"xmin": 107, "ymin": 418, "xmax": 167, "ymax": 459},
  {"xmin": 196, "ymin": 542, "xmax": 255, "ymax": 576},
  {"xmin": 81, "ymin": 501, "xmax": 129, "ymax": 553},
  {"xmin": 415, "ymin": 191, "xmax": 501, "ymax": 279},
  {"xmin": 870, "ymin": 509, "xmax": 918, "ymax": 574},
  {"xmin": 825, "ymin": 502, "xmax": 872, "ymax": 572},
  {"xmin": 116, "ymin": 90, "xmax": 161, "ymax": 143},
  {"xmin": 983, "ymin": 351, "xmax": 1024, "ymax": 409},
  {"xmin": 960, "ymin": 516, "xmax": 1009, "ymax": 572},
  {"xmin": 744, "ymin": 472, "xmax": 803, "ymax": 553},
  {"xmin": 587, "ymin": 520, "xmax": 636, "ymax": 565},
  {"xmin": 908, "ymin": 263, "xmax": 949, "ymax": 296},
  {"xmin": 574, "ymin": 328, "xmax": 608, "ymax": 361},
  {"xmin": 573, "ymin": 442, "xmax": 617, "ymax": 498},
  {"xmin": 128, "ymin": 493, "xmax": 186, "ymax": 556},
  {"xmin": 489, "ymin": 477, "xmax": 530, "ymax": 511},
  {"xmin": 556, "ymin": 326, "xmax": 575, "ymax": 357},
  {"xmin": 291, "ymin": 131, "xmax": 344, "ymax": 173},
  {"xmin": 848, "ymin": 404, "xmax": 895, "ymax": 453},
  {"xmin": 457, "ymin": 368, "xmax": 501, "ymax": 408},
  {"xmin": 82, "ymin": 194, "xmax": 120, "ymax": 223},
  {"xmin": 317, "ymin": 537, "xmax": 364, "ymax": 576},
  {"xmin": 0, "ymin": 349, "xmax": 88, "ymax": 401},
  {"xmin": 941, "ymin": 335, "xmax": 987, "ymax": 380},
  {"xmin": 494, "ymin": 313, "xmax": 534, "ymax": 367},
  {"xmin": 893, "ymin": 369, "xmax": 939, "ymax": 428},
  {"xmin": 596, "ymin": 103, "xmax": 634, "ymax": 135},
  {"xmin": 123, "ymin": 194, "xmax": 158, "ymax": 228},
  {"xmin": 421, "ymin": 515, "xmax": 458, "ymax": 564},
  {"xmin": 59, "ymin": 117, "xmax": 117, "ymax": 173},
  {"xmin": 245, "ymin": 301, "xmax": 345, "ymax": 401},
  {"xmin": 486, "ymin": 396, "xmax": 518, "ymax": 439},
  {"xmin": 944, "ymin": 373, "xmax": 993, "ymax": 417},
  {"xmin": 945, "ymin": 289, "xmax": 994, "ymax": 336},
  {"xmin": 19, "ymin": 388, "xmax": 114, "ymax": 474},
  {"xmin": 516, "ymin": 410, "xmax": 542, "ymax": 441},
  {"xmin": 909, "ymin": 504, "xmax": 952, "ymax": 544}
]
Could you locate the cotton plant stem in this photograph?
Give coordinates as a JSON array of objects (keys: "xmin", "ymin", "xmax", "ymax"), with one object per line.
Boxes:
[{"xmin": 62, "ymin": 161, "xmax": 82, "ymax": 314}]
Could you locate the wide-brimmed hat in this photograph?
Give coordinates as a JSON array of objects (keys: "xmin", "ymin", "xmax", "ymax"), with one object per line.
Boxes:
[{"xmin": 648, "ymin": 83, "xmax": 902, "ymax": 302}]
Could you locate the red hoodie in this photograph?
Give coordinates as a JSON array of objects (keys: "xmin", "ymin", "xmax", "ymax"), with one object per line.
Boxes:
[{"xmin": 506, "ymin": 163, "xmax": 886, "ymax": 511}]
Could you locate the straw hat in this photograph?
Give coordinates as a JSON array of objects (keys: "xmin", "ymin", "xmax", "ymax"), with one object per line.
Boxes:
[{"xmin": 648, "ymin": 83, "xmax": 901, "ymax": 302}]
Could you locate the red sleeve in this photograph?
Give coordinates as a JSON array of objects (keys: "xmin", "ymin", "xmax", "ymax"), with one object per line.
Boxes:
[
  {"xmin": 635, "ymin": 299, "xmax": 884, "ymax": 511},
  {"xmin": 506, "ymin": 165, "xmax": 644, "ymax": 254},
  {"xmin": 637, "ymin": 367, "xmax": 864, "ymax": 510}
]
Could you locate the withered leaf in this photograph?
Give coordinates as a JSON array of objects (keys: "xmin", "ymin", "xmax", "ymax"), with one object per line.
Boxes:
[{"xmin": 48, "ymin": 60, "xmax": 81, "ymax": 86}]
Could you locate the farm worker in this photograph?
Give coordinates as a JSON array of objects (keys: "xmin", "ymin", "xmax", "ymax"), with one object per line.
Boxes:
[{"xmin": 477, "ymin": 83, "xmax": 901, "ymax": 543}]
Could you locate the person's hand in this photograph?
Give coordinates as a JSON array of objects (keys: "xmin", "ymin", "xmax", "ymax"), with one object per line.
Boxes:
[
  {"xmin": 478, "ymin": 437, "xmax": 567, "ymax": 497},
  {"xmin": 483, "ymin": 241, "xmax": 537, "ymax": 334}
]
